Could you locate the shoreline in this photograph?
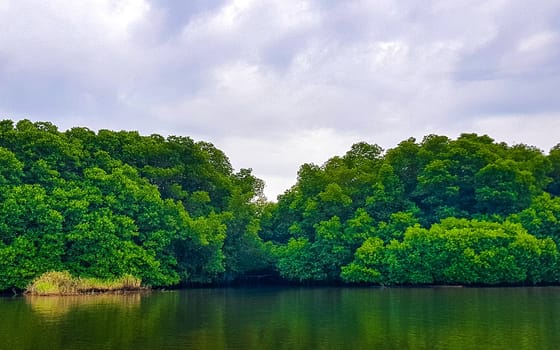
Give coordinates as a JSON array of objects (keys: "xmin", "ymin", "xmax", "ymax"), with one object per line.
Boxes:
[
  {"xmin": 23, "ymin": 287, "xmax": 151, "ymax": 297},
  {"xmin": 7, "ymin": 283, "xmax": 560, "ymax": 297}
]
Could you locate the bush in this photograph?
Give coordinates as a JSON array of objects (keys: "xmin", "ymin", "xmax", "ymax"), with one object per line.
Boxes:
[
  {"xmin": 26, "ymin": 271, "xmax": 78, "ymax": 295},
  {"xmin": 26, "ymin": 271, "xmax": 143, "ymax": 295}
]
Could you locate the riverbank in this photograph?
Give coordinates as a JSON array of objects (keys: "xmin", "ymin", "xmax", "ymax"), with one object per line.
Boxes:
[{"xmin": 18, "ymin": 270, "xmax": 560, "ymax": 296}]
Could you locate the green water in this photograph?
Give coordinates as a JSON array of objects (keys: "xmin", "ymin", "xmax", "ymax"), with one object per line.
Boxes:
[{"xmin": 0, "ymin": 287, "xmax": 559, "ymax": 349}]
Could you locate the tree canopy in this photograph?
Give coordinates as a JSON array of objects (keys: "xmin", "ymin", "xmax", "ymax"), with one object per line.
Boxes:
[
  {"xmin": 0, "ymin": 120, "xmax": 559, "ymax": 290},
  {"xmin": 0, "ymin": 120, "xmax": 265, "ymax": 290},
  {"xmin": 261, "ymin": 133, "xmax": 560, "ymax": 285}
]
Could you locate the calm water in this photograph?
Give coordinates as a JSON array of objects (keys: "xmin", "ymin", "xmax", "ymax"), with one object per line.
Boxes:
[{"xmin": 0, "ymin": 287, "xmax": 559, "ymax": 349}]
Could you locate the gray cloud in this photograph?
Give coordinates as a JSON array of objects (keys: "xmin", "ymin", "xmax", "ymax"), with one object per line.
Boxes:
[
  {"xmin": 148, "ymin": 0, "xmax": 226, "ymax": 39},
  {"xmin": 1, "ymin": 0, "xmax": 559, "ymax": 199}
]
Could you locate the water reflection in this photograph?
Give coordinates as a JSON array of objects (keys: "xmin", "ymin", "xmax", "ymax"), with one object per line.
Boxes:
[
  {"xmin": 0, "ymin": 287, "xmax": 559, "ymax": 349},
  {"xmin": 26, "ymin": 293, "xmax": 143, "ymax": 320}
]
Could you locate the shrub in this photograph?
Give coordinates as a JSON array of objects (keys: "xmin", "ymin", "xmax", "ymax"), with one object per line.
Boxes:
[
  {"xmin": 26, "ymin": 271, "xmax": 143, "ymax": 295},
  {"xmin": 26, "ymin": 271, "xmax": 78, "ymax": 295}
]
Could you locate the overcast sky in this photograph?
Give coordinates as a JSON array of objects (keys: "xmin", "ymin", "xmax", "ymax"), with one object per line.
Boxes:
[{"xmin": 1, "ymin": 0, "xmax": 560, "ymax": 200}]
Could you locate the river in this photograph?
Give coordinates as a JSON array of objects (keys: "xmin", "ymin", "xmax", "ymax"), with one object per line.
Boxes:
[{"xmin": 1, "ymin": 287, "xmax": 559, "ymax": 349}]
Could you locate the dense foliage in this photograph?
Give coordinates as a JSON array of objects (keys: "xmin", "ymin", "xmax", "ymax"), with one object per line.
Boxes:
[
  {"xmin": 1, "ymin": 121, "xmax": 559, "ymax": 290},
  {"xmin": 0, "ymin": 120, "xmax": 267, "ymax": 290},
  {"xmin": 261, "ymin": 134, "xmax": 560, "ymax": 285}
]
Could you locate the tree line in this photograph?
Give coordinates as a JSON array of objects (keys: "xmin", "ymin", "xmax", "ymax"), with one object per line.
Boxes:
[{"xmin": 1, "ymin": 120, "xmax": 559, "ymax": 290}]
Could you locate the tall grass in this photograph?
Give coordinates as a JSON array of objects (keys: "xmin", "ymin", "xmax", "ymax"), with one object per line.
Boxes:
[{"xmin": 26, "ymin": 271, "xmax": 143, "ymax": 296}]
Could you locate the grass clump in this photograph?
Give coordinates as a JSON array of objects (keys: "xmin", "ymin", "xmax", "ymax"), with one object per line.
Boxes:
[
  {"xmin": 26, "ymin": 271, "xmax": 78, "ymax": 295},
  {"xmin": 77, "ymin": 274, "xmax": 142, "ymax": 293},
  {"xmin": 26, "ymin": 271, "xmax": 143, "ymax": 296}
]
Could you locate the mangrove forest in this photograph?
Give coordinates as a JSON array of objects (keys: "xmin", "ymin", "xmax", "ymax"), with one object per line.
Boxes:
[{"xmin": 1, "ymin": 119, "xmax": 560, "ymax": 291}]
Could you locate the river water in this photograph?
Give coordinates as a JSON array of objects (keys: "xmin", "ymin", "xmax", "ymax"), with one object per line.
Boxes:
[{"xmin": 1, "ymin": 287, "xmax": 559, "ymax": 349}]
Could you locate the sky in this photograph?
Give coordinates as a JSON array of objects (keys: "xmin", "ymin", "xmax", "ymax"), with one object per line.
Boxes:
[{"xmin": 1, "ymin": 0, "xmax": 560, "ymax": 200}]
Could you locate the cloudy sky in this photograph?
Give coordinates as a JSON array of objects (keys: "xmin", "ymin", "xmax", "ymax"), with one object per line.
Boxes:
[{"xmin": 1, "ymin": 0, "xmax": 560, "ymax": 199}]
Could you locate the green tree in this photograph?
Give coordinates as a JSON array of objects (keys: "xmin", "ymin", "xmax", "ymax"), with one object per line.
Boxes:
[
  {"xmin": 475, "ymin": 160, "xmax": 537, "ymax": 216},
  {"xmin": 413, "ymin": 159, "xmax": 461, "ymax": 223},
  {"xmin": 510, "ymin": 193, "xmax": 560, "ymax": 245},
  {"xmin": 547, "ymin": 144, "xmax": 560, "ymax": 196}
]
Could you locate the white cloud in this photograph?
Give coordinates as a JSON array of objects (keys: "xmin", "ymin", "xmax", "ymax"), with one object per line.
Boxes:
[
  {"xmin": 217, "ymin": 128, "xmax": 359, "ymax": 200},
  {"xmin": 517, "ymin": 31, "xmax": 556, "ymax": 52},
  {"xmin": 452, "ymin": 113, "xmax": 560, "ymax": 152}
]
